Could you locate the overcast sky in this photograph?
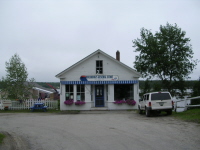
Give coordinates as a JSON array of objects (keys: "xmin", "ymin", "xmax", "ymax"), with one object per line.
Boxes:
[{"xmin": 0, "ymin": 0, "xmax": 199, "ymax": 82}]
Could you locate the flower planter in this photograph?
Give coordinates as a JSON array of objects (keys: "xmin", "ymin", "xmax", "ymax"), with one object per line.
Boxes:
[
  {"xmin": 113, "ymin": 99, "xmax": 136, "ymax": 106},
  {"xmin": 75, "ymin": 101, "xmax": 86, "ymax": 105},
  {"xmin": 64, "ymin": 99, "xmax": 74, "ymax": 105},
  {"xmin": 113, "ymin": 100, "xmax": 126, "ymax": 104},
  {"xmin": 126, "ymin": 99, "xmax": 136, "ymax": 106}
]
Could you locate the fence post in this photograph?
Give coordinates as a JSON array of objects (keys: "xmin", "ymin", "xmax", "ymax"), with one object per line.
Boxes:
[
  {"xmin": 184, "ymin": 96, "xmax": 187, "ymax": 111},
  {"xmin": 0, "ymin": 100, "xmax": 2, "ymax": 110},
  {"xmin": 174, "ymin": 101, "xmax": 177, "ymax": 112}
]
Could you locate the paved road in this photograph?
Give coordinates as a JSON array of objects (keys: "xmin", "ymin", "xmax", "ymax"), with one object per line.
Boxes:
[{"xmin": 0, "ymin": 111, "xmax": 199, "ymax": 150}]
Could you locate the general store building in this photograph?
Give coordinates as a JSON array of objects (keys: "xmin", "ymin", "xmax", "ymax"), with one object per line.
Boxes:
[{"xmin": 56, "ymin": 50, "xmax": 141, "ymax": 110}]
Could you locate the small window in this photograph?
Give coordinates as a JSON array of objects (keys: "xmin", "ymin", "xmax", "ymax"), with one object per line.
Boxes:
[
  {"xmin": 96, "ymin": 60, "xmax": 103, "ymax": 74},
  {"xmin": 146, "ymin": 94, "xmax": 149, "ymax": 100},
  {"xmin": 143, "ymin": 95, "xmax": 146, "ymax": 100}
]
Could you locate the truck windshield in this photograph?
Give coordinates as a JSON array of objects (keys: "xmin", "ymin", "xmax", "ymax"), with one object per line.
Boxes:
[{"xmin": 151, "ymin": 93, "xmax": 171, "ymax": 100}]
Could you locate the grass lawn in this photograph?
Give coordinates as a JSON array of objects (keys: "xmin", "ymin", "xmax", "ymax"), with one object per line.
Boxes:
[
  {"xmin": 0, "ymin": 133, "xmax": 5, "ymax": 145},
  {"xmin": 173, "ymin": 108, "xmax": 200, "ymax": 124}
]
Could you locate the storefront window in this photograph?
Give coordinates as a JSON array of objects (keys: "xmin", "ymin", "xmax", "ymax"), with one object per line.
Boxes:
[
  {"xmin": 66, "ymin": 85, "xmax": 73, "ymax": 100},
  {"xmin": 114, "ymin": 84, "xmax": 133, "ymax": 100},
  {"xmin": 77, "ymin": 85, "xmax": 85, "ymax": 101}
]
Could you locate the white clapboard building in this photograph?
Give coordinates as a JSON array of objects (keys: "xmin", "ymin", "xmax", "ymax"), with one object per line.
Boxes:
[{"xmin": 56, "ymin": 49, "xmax": 141, "ymax": 110}]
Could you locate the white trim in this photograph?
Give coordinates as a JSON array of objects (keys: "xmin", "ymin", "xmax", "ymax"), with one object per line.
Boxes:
[
  {"xmin": 33, "ymin": 87, "xmax": 54, "ymax": 94},
  {"xmin": 56, "ymin": 50, "xmax": 141, "ymax": 78}
]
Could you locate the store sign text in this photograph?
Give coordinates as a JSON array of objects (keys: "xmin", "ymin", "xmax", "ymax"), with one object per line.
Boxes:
[{"xmin": 80, "ymin": 75, "xmax": 119, "ymax": 81}]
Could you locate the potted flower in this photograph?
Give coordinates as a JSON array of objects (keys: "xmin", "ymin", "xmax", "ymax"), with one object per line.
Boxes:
[
  {"xmin": 126, "ymin": 99, "xmax": 136, "ymax": 106},
  {"xmin": 113, "ymin": 100, "xmax": 126, "ymax": 104},
  {"xmin": 64, "ymin": 99, "xmax": 74, "ymax": 105},
  {"xmin": 75, "ymin": 101, "xmax": 86, "ymax": 105}
]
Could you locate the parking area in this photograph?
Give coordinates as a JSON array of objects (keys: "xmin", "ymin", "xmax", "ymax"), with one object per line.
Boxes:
[{"xmin": 0, "ymin": 111, "xmax": 200, "ymax": 150}]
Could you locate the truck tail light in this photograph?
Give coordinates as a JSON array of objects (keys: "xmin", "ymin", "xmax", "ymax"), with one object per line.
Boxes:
[
  {"xmin": 148, "ymin": 102, "xmax": 152, "ymax": 107},
  {"xmin": 172, "ymin": 101, "xmax": 174, "ymax": 106}
]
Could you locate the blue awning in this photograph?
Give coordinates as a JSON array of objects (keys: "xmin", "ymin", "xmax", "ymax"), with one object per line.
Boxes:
[{"xmin": 61, "ymin": 80, "xmax": 138, "ymax": 85}]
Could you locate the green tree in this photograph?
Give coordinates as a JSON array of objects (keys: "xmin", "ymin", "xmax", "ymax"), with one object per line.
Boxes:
[
  {"xmin": 1, "ymin": 53, "xmax": 35, "ymax": 99},
  {"xmin": 152, "ymin": 80, "xmax": 162, "ymax": 92},
  {"xmin": 133, "ymin": 23, "xmax": 198, "ymax": 92},
  {"xmin": 141, "ymin": 79, "xmax": 151, "ymax": 96},
  {"xmin": 172, "ymin": 78, "xmax": 186, "ymax": 97}
]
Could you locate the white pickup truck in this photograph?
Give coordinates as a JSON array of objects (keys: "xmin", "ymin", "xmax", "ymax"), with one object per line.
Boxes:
[{"xmin": 138, "ymin": 92, "xmax": 174, "ymax": 117}]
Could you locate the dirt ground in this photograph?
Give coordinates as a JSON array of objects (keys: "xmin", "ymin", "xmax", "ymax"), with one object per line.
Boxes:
[
  {"xmin": 0, "ymin": 111, "xmax": 200, "ymax": 150},
  {"xmin": 0, "ymin": 131, "xmax": 30, "ymax": 150}
]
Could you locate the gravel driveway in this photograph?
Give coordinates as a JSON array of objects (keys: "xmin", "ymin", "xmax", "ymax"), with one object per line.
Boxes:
[{"xmin": 0, "ymin": 111, "xmax": 199, "ymax": 150}]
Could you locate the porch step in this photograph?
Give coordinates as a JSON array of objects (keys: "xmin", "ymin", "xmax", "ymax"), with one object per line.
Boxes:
[{"xmin": 90, "ymin": 107, "xmax": 109, "ymax": 111}]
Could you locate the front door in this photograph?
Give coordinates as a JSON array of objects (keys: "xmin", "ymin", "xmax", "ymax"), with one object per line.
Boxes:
[{"xmin": 95, "ymin": 85, "xmax": 104, "ymax": 107}]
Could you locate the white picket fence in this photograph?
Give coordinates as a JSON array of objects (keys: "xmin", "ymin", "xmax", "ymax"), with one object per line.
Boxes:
[
  {"xmin": 174, "ymin": 96, "xmax": 200, "ymax": 112},
  {"xmin": 0, "ymin": 99, "xmax": 58, "ymax": 110}
]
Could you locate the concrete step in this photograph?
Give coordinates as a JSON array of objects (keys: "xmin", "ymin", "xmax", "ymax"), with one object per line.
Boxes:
[{"xmin": 90, "ymin": 107, "xmax": 109, "ymax": 111}]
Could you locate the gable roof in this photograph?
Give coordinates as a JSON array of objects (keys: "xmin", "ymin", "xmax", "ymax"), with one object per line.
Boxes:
[
  {"xmin": 55, "ymin": 49, "xmax": 141, "ymax": 78},
  {"xmin": 31, "ymin": 82, "xmax": 55, "ymax": 93}
]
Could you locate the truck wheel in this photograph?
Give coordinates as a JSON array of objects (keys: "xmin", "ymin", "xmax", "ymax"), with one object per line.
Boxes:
[
  {"xmin": 145, "ymin": 107, "xmax": 150, "ymax": 117},
  {"xmin": 167, "ymin": 110, "xmax": 172, "ymax": 115},
  {"xmin": 138, "ymin": 106, "xmax": 143, "ymax": 114}
]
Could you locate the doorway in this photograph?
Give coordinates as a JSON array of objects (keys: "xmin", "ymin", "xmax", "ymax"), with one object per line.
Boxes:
[{"xmin": 95, "ymin": 85, "xmax": 104, "ymax": 107}]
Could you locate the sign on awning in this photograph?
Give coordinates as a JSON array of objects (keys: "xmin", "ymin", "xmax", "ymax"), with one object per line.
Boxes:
[{"xmin": 61, "ymin": 80, "xmax": 138, "ymax": 85}]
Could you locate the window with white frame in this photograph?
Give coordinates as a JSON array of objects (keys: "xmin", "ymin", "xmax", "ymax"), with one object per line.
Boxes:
[
  {"xmin": 96, "ymin": 60, "xmax": 103, "ymax": 74},
  {"xmin": 66, "ymin": 85, "xmax": 73, "ymax": 100},
  {"xmin": 77, "ymin": 85, "xmax": 85, "ymax": 101}
]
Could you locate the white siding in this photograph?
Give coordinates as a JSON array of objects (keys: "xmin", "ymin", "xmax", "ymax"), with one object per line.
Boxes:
[
  {"xmin": 58, "ymin": 51, "xmax": 140, "ymax": 110},
  {"xmin": 60, "ymin": 53, "xmax": 137, "ymax": 81}
]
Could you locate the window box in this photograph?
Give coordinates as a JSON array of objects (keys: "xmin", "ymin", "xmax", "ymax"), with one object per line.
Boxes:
[
  {"xmin": 75, "ymin": 101, "xmax": 86, "ymax": 105},
  {"xmin": 113, "ymin": 100, "xmax": 126, "ymax": 104},
  {"xmin": 126, "ymin": 99, "xmax": 136, "ymax": 106},
  {"xmin": 64, "ymin": 99, "xmax": 74, "ymax": 105},
  {"xmin": 113, "ymin": 99, "xmax": 136, "ymax": 106}
]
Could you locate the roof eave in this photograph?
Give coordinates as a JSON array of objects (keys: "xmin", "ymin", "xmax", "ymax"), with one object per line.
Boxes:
[{"xmin": 55, "ymin": 49, "xmax": 141, "ymax": 78}]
